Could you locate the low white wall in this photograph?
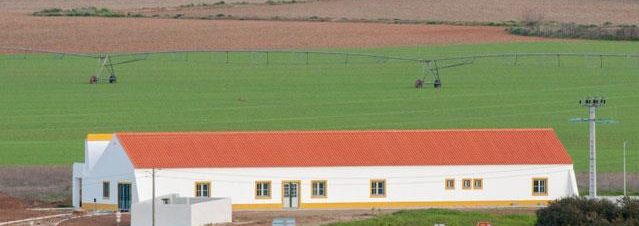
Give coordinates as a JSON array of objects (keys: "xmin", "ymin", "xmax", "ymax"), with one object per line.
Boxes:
[
  {"xmin": 131, "ymin": 197, "xmax": 191, "ymax": 226},
  {"xmin": 131, "ymin": 195, "xmax": 232, "ymax": 226},
  {"xmin": 191, "ymin": 198, "xmax": 232, "ymax": 225}
]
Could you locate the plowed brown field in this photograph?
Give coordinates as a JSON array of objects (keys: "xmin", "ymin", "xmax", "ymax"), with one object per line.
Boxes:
[
  {"xmin": 0, "ymin": 12, "xmax": 542, "ymax": 53},
  {"xmin": 140, "ymin": 0, "xmax": 639, "ymax": 25}
]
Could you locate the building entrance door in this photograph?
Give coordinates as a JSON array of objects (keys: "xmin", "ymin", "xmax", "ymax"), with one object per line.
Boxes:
[
  {"xmin": 282, "ymin": 181, "xmax": 299, "ymax": 209},
  {"xmin": 117, "ymin": 183, "xmax": 131, "ymax": 212},
  {"xmin": 78, "ymin": 178, "xmax": 82, "ymax": 207}
]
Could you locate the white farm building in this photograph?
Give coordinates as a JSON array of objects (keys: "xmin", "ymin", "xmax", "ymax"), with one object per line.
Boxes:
[{"xmin": 72, "ymin": 129, "xmax": 578, "ymax": 212}]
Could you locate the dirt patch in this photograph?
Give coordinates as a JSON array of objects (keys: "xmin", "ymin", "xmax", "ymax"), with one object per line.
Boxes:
[
  {"xmin": 138, "ymin": 0, "xmax": 639, "ymax": 25},
  {"xmin": 0, "ymin": 209, "xmax": 70, "ymax": 223},
  {"xmin": 0, "ymin": 192, "xmax": 26, "ymax": 209},
  {"xmin": 0, "ymin": 12, "xmax": 542, "ymax": 53},
  {"xmin": 0, "ymin": 0, "xmax": 272, "ymax": 13},
  {"xmin": 576, "ymin": 172, "xmax": 639, "ymax": 195},
  {"xmin": 228, "ymin": 209, "xmax": 397, "ymax": 226},
  {"xmin": 0, "ymin": 166, "xmax": 71, "ymax": 207},
  {"xmin": 59, "ymin": 213, "xmax": 131, "ymax": 226}
]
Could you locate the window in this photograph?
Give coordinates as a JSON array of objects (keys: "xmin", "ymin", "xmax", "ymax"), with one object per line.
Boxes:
[
  {"xmin": 370, "ymin": 179, "xmax": 386, "ymax": 197},
  {"xmin": 256, "ymin": 181, "xmax": 271, "ymax": 199},
  {"xmin": 195, "ymin": 182, "xmax": 211, "ymax": 197},
  {"xmin": 445, "ymin": 179, "xmax": 455, "ymax": 190},
  {"xmin": 311, "ymin": 180, "xmax": 327, "ymax": 198},
  {"xmin": 462, "ymin": 179, "xmax": 472, "ymax": 190},
  {"xmin": 102, "ymin": 181, "xmax": 110, "ymax": 199},
  {"xmin": 533, "ymin": 178, "xmax": 548, "ymax": 196},
  {"xmin": 473, "ymin": 179, "xmax": 483, "ymax": 190}
]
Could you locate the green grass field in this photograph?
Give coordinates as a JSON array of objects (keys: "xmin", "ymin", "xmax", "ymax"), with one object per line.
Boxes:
[
  {"xmin": 327, "ymin": 208, "xmax": 536, "ymax": 226},
  {"xmin": 1, "ymin": 41, "xmax": 638, "ymax": 172}
]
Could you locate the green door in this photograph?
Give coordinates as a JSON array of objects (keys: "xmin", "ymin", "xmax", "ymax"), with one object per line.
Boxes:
[{"xmin": 117, "ymin": 183, "xmax": 131, "ymax": 212}]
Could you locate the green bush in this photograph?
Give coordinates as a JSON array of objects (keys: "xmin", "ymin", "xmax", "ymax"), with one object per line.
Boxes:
[
  {"xmin": 536, "ymin": 196, "xmax": 639, "ymax": 226},
  {"xmin": 33, "ymin": 7, "xmax": 126, "ymax": 17},
  {"xmin": 32, "ymin": 8, "xmax": 63, "ymax": 16},
  {"xmin": 508, "ymin": 22, "xmax": 639, "ymax": 41}
]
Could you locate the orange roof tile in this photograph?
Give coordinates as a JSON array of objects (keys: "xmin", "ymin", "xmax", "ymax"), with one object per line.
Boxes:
[{"xmin": 115, "ymin": 129, "xmax": 573, "ymax": 169}]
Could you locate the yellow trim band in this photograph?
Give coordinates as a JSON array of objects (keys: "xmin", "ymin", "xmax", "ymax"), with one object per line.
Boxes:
[
  {"xmin": 232, "ymin": 200, "xmax": 549, "ymax": 210},
  {"xmin": 87, "ymin": 134, "xmax": 113, "ymax": 141},
  {"xmin": 232, "ymin": 203, "xmax": 283, "ymax": 210},
  {"xmin": 82, "ymin": 203, "xmax": 118, "ymax": 211}
]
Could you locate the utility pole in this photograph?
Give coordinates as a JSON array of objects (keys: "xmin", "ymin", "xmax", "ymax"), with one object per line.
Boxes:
[
  {"xmin": 624, "ymin": 141, "xmax": 628, "ymax": 196},
  {"xmin": 152, "ymin": 168, "xmax": 156, "ymax": 226},
  {"xmin": 580, "ymin": 97, "xmax": 606, "ymax": 198}
]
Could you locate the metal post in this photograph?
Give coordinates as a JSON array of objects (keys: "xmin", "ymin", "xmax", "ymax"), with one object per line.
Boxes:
[
  {"xmin": 306, "ymin": 52, "xmax": 309, "ymax": 65},
  {"xmin": 589, "ymin": 105, "xmax": 597, "ymax": 198},
  {"xmin": 624, "ymin": 141, "xmax": 627, "ymax": 196},
  {"xmin": 557, "ymin": 54, "xmax": 561, "ymax": 67},
  {"xmin": 226, "ymin": 51, "xmax": 229, "ymax": 64},
  {"xmin": 152, "ymin": 168, "xmax": 156, "ymax": 226},
  {"xmin": 580, "ymin": 97, "xmax": 606, "ymax": 198}
]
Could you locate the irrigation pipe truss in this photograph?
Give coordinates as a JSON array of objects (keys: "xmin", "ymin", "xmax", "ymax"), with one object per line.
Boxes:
[
  {"xmin": 2, "ymin": 46, "xmax": 638, "ymax": 86},
  {"xmin": 3, "ymin": 46, "xmax": 638, "ymax": 62}
]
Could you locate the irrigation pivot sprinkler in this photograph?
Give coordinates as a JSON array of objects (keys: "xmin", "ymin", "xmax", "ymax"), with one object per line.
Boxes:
[
  {"xmin": 578, "ymin": 96, "xmax": 607, "ymax": 198},
  {"xmin": 418, "ymin": 58, "xmax": 475, "ymax": 89}
]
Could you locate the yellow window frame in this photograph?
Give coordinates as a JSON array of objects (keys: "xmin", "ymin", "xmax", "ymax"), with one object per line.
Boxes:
[
  {"xmin": 311, "ymin": 180, "xmax": 328, "ymax": 198},
  {"xmin": 462, "ymin": 178, "xmax": 472, "ymax": 190},
  {"xmin": 195, "ymin": 181, "xmax": 211, "ymax": 197},
  {"xmin": 532, "ymin": 177, "xmax": 548, "ymax": 196},
  {"xmin": 445, "ymin": 178, "xmax": 455, "ymax": 190},
  {"xmin": 255, "ymin": 181, "xmax": 272, "ymax": 199},
  {"xmin": 370, "ymin": 179, "xmax": 386, "ymax": 198},
  {"xmin": 473, "ymin": 178, "xmax": 483, "ymax": 190}
]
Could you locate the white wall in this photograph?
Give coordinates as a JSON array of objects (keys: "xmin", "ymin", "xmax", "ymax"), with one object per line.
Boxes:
[
  {"xmin": 191, "ymin": 198, "xmax": 232, "ymax": 225},
  {"xmin": 72, "ymin": 162, "xmax": 84, "ymax": 208},
  {"xmin": 133, "ymin": 164, "xmax": 578, "ymax": 207},
  {"xmin": 131, "ymin": 195, "xmax": 232, "ymax": 226},
  {"xmin": 131, "ymin": 197, "xmax": 191, "ymax": 226},
  {"xmin": 81, "ymin": 137, "xmax": 137, "ymax": 206},
  {"xmin": 84, "ymin": 140, "xmax": 110, "ymax": 172}
]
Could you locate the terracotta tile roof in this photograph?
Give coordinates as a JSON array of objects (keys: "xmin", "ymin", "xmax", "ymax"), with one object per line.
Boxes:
[{"xmin": 115, "ymin": 129, "xmax": 573, "ymax": 169}]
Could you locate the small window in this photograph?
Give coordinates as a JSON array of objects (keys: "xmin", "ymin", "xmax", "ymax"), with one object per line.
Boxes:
[
  {"xmin": 195, "ymin": 182, "xmax": 211, "ymax": 197},
  {"xmin": 256, "ymin": 181, "xmax": 271, "ymax": 199},
  {"xmin": 473, "ymin": 179, "xmax": 483, "ymax": 190},
  {"xmin": 102, "ymin": 181, "xmax": 110, "ymax": 199},
  {"xmin": 533, "ymin": 178, "xmax": 548, "ymax": 196},
  {"xmin": 445, "ymin": 179, "xmax": 455, "ymax": 190},
  {"xmin": 462, "ymin": 179, "xmax": 472, "ymax": 190},
  {"xmin": 312, "ymin": 180, "xmax": 327, "ymax": 198},
  {"xmin": 370, "ymin": 179, "xmax": 386, "ymax": 197}
]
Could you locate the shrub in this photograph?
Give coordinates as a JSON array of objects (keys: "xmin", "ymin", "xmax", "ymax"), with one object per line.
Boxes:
[
  {"xmin": 537, "ymin": 196, "xmax": 639, "ymax": 226},
  {"xmin": 32, "ymin": 8, "xmax": 63, "ymax": 16},
  {"xmin": 508, "ymin": 22, "xmax": 639, "ymax": 41},
  {"xmin": 33, "ymin": 7, "xmax": 125, "ymax": 17}
]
